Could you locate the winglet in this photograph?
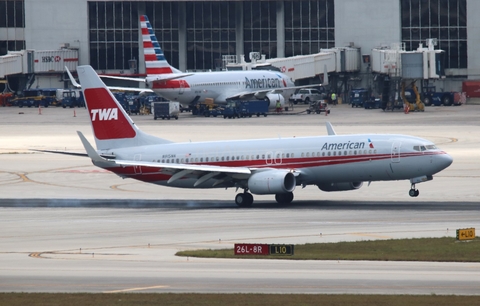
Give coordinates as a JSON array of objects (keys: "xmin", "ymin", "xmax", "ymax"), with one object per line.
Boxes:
[
  {"xmin": 326, "ymin": 122, "xmax": 336, "ymax": 136},
  {"xmin": 65, "ymin": 66, "xmax": 81, "ymax": 88}
]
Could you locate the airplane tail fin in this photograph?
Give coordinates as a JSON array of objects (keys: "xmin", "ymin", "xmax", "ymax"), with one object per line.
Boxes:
[
  {"xmin": 76, "ymin": 65, "xmax": 172, "ymax": 151},
  {"xmin": 140, "ymin": 15, "xmax": 181, "ymax": 75}
]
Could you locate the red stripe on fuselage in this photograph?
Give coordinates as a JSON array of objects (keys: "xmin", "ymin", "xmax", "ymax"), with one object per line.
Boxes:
[
  {"xmin": 151, "ymin": 79, "xmax": 190, "ymax": 89},
  {"xmin": 147, "ymin": 67, "xmax": 174, "ymax": 75},
  {"xmin": 106, "ymin": 151, "xmax": 444, "ymax": 183}
]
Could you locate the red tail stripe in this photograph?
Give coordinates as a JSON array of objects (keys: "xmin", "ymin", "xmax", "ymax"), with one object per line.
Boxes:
[
  {"xmin": 141, "ymin": 28, "xmax": 150, "ymax": 35},
  {"xmin": 144, "ymin": 54, "xmax": 159, "ymax": 61},
  {"xmin": 143, "ymin": 41, "xmax": 154, "ymax": 48}
]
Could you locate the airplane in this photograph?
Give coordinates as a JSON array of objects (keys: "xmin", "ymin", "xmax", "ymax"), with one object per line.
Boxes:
[
  {"xmin": 48, "ymin": 65, "xmax": 452, "ymax": 207},
  {"xmin": 101, "ymin": 15, "xmax": 322, "ymax": 111}
]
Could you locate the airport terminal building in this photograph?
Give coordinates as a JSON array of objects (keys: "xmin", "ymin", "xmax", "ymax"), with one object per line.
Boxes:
[{"xmin": 0, "ymin": 0, "xmax": 477, "ymax": 90}]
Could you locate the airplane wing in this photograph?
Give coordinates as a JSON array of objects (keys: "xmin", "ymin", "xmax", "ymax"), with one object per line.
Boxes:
[
  {"xmin": 226, "ymin": 84, "xmax": 322, "ymax": 100},
  {"xmin": 65, "ymin": 66, "xmax": 154, "ymax": 94},
  {"xmin": 76, "ymin": 131, "xmax": 252, "ymax": 187}
]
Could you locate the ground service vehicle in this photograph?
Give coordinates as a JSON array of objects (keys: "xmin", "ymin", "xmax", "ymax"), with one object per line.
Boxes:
[
  {"xmin": 153, "ymin": 101, "xmax": 180, "ymax": 120},
  {"xmin": 61, "ymin": 90, "xmax": 84, "ymax": 108},
  {"xmin": 223, "ymin": 100, "xmax": 269, "ymax": 118},
  {"xmin": 422, "ymin": 86, "xmax": 465, "ymax": 106},
  {"xmin": 350, "ymin": 88, "xmax": 370, "ymax": 108},
  {"xmin": 289, "ymin": 88, "xmax": 324, "ymax": 104},
  {"xmin": 13, "ymin": 88, "xmax": 58, "ymax": 108},
  {"xmin": 306, "ymin": 100, "xmax": 330, "ymax": 114}
]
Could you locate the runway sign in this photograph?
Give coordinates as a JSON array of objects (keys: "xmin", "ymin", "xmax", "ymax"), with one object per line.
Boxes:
[
  {"xmin": 269, "ymin": 244, "xmax": 294, "ymax": 256},
  {"xmin": 234, "ymin": 243, "xmax": 269, "ymax": 255},
  {"xmin": 456, "ymin": 228, "xmax": 476, "ymax": 241}
]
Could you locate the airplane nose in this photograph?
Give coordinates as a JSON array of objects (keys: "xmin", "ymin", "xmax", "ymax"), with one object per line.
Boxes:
[{"xmin": 438, "ymin": 153, "xmax": 453, "ymax": 170}]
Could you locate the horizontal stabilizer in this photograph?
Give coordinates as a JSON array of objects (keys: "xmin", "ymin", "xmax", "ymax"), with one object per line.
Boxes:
[
  {"xmin": 65, "ymin": 66, "xmax": 81, "ymax": 88},
  {"xmin": 326, "ymin": 122, "xmax": 336, "ymax": 136}
]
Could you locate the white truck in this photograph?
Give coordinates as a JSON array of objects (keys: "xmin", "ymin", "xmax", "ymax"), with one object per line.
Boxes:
[
  {"xmin": 152, "ymin": 102, "xmax": 180, "ymax": 120},
  {"xmin": 289, "ymin": 88, "xmax": 325, "ymax": 104}
]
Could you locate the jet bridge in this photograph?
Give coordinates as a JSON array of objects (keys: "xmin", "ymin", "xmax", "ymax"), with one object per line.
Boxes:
[{"xmin": 224, "ymin": 48, "xmax": 361, "ymax": 82}]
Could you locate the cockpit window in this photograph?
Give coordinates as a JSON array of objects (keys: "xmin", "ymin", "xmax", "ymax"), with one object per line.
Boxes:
[{"xmin": 414, "ymin": 144, "xmax": 437, "ymax": 151}]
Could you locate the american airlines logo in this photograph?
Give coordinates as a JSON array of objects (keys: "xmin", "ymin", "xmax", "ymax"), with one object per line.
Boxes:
[{"xmin": 91, "ymin": 108, "xmax": 118, "ymax": 121}]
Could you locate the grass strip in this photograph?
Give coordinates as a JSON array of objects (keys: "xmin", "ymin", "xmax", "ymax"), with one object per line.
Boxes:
[
  {"xmin": 176, "ymin": 237, "xmax": 480, "ymax": 261},
  {"xmin": 0, "ymin": 293, "xmax": 479, "ymax": 306}
]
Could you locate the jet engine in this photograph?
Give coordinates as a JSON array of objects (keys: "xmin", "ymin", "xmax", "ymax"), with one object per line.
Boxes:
[
  {"xmin": 248, "ymin": 170, "xmax": 296, "ymax": 195},
  {"xmin": 264, "ymin": 93, "xmax": 285, "ymax": 109},
  {"xmin": 317, "ymin": 182, "xmax": 363, "ymax": 192}
]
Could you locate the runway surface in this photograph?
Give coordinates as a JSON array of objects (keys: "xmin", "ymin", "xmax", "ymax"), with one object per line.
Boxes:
[{"xmin": 1, "ymin": 104, "xmax": 479, "ymax": 294}]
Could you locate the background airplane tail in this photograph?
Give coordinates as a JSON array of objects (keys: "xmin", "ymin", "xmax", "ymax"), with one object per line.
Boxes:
[
  {"xmin": 76, "ymin": 65, "xmax": 172, "ymax": 151},
  {"xmin": 140, "ymin": 15, "xmax": 181, "ymax": 75}
]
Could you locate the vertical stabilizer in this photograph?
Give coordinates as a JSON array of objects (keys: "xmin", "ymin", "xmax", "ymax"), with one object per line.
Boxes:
[
  {"xmin": 77, "ymin": 65, "xmax": 172, "ymax": 151},
  {"xmin": 140, "ymin": 15, "xmax": 181, "ymax": 75}
]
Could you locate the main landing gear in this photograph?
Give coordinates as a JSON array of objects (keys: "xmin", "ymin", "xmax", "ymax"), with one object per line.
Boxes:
[
  {"xmin": 409, "ymin": 184, "xmax": 419, "ymax": 197},
  {"xmin": 235, "ymin": 192, "xmax": 254, "ymax": 208},
  {"xmin": 234, "ymin": 191, "xmax": 295, "ymax": 207}
]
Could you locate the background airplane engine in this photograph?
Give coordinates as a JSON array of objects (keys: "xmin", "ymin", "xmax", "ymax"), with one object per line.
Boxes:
[
  {"xmin": 317, "ymin": 182, "xmax": 363, "ymax": 192},
  {"xmin": 248, "ymin": 170, "xmax": 296, "ymax": 195},
  {"xmin": 264, "ymin": 93, "xmax": 285, "ymax": 108}
]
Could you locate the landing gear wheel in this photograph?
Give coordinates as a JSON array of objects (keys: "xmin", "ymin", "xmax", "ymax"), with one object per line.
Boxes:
[
  {"xmin": 235, "ymin": 193, "xmax": 253, "ymax": 207},
  {"xmin": 275, "ymin": 192, "xmax": 294, "ymax": 204},
  {"xmin": 409, "ymin": 185, "xmax": 420, "ymax": 197}
]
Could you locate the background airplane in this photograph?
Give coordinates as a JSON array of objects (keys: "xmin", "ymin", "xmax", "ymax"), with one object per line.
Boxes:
[
  {"xmin": 55, "ymin": 65, "xmax": 453, "ymax": 207},
  {"xmin": 99, "ymin": 15, "xmax": 321, "ymax": 110}
]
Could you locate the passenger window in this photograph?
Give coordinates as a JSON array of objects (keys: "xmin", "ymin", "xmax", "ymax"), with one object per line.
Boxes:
[
  {"xmin": 322, "ymin": 152, "xmax": 325, "ymax": 157},
  {"xmin": 226, "ymin": 156, "xmax": 230, "ymax": 161},
  {"xmin": 333, "ymin": 151, "xmax": 336, "ymax": 156},
  {"xmin": 344, "ymin": 151, "xmax": 347, "ymax": 156},
  {"xmin": 327, "ymin": 152, "xmax": 331, "ymax": 156},
  {"xmin": 206, "ymin": 157, "xmax": 209, "ymax": 162},
  {"xmin": 286, "ymin": 153, "xmax": 289, "ymax": 158},
  {"xmin": 200, "ymin": 157, "xmax": 203, "ymax": 162}
]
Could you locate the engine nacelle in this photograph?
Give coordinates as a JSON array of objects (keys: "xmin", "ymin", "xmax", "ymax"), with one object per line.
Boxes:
[
  {"xmin": 264, "ymin": 93, "xmax": 285, "ymax": 109},
  {"xmin": 248, "ymin": 170, "xmax": 296, "ymax": 195},
  {"xmin": 317, "ymin": 182, "xmax": 363, "ymax": 192}
]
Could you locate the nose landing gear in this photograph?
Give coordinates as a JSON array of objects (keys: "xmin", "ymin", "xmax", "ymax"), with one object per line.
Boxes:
[{"xmin": 409, "ymin": 184, "xmax": 419, "ymax": 197}]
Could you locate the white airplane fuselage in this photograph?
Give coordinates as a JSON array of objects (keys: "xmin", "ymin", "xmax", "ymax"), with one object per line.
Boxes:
[
  {"xmin": 147, "ymin": 70, "xmax": 295, "ymax": 106},
  {"xmin": 101, "ymin": 134, "xmax": 451, "ymax": 190}
]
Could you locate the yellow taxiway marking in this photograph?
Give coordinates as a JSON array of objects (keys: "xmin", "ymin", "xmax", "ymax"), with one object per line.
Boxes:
[{"xmin": 103, "ymin": 285, "xmax": 169, "ymax": 293}]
